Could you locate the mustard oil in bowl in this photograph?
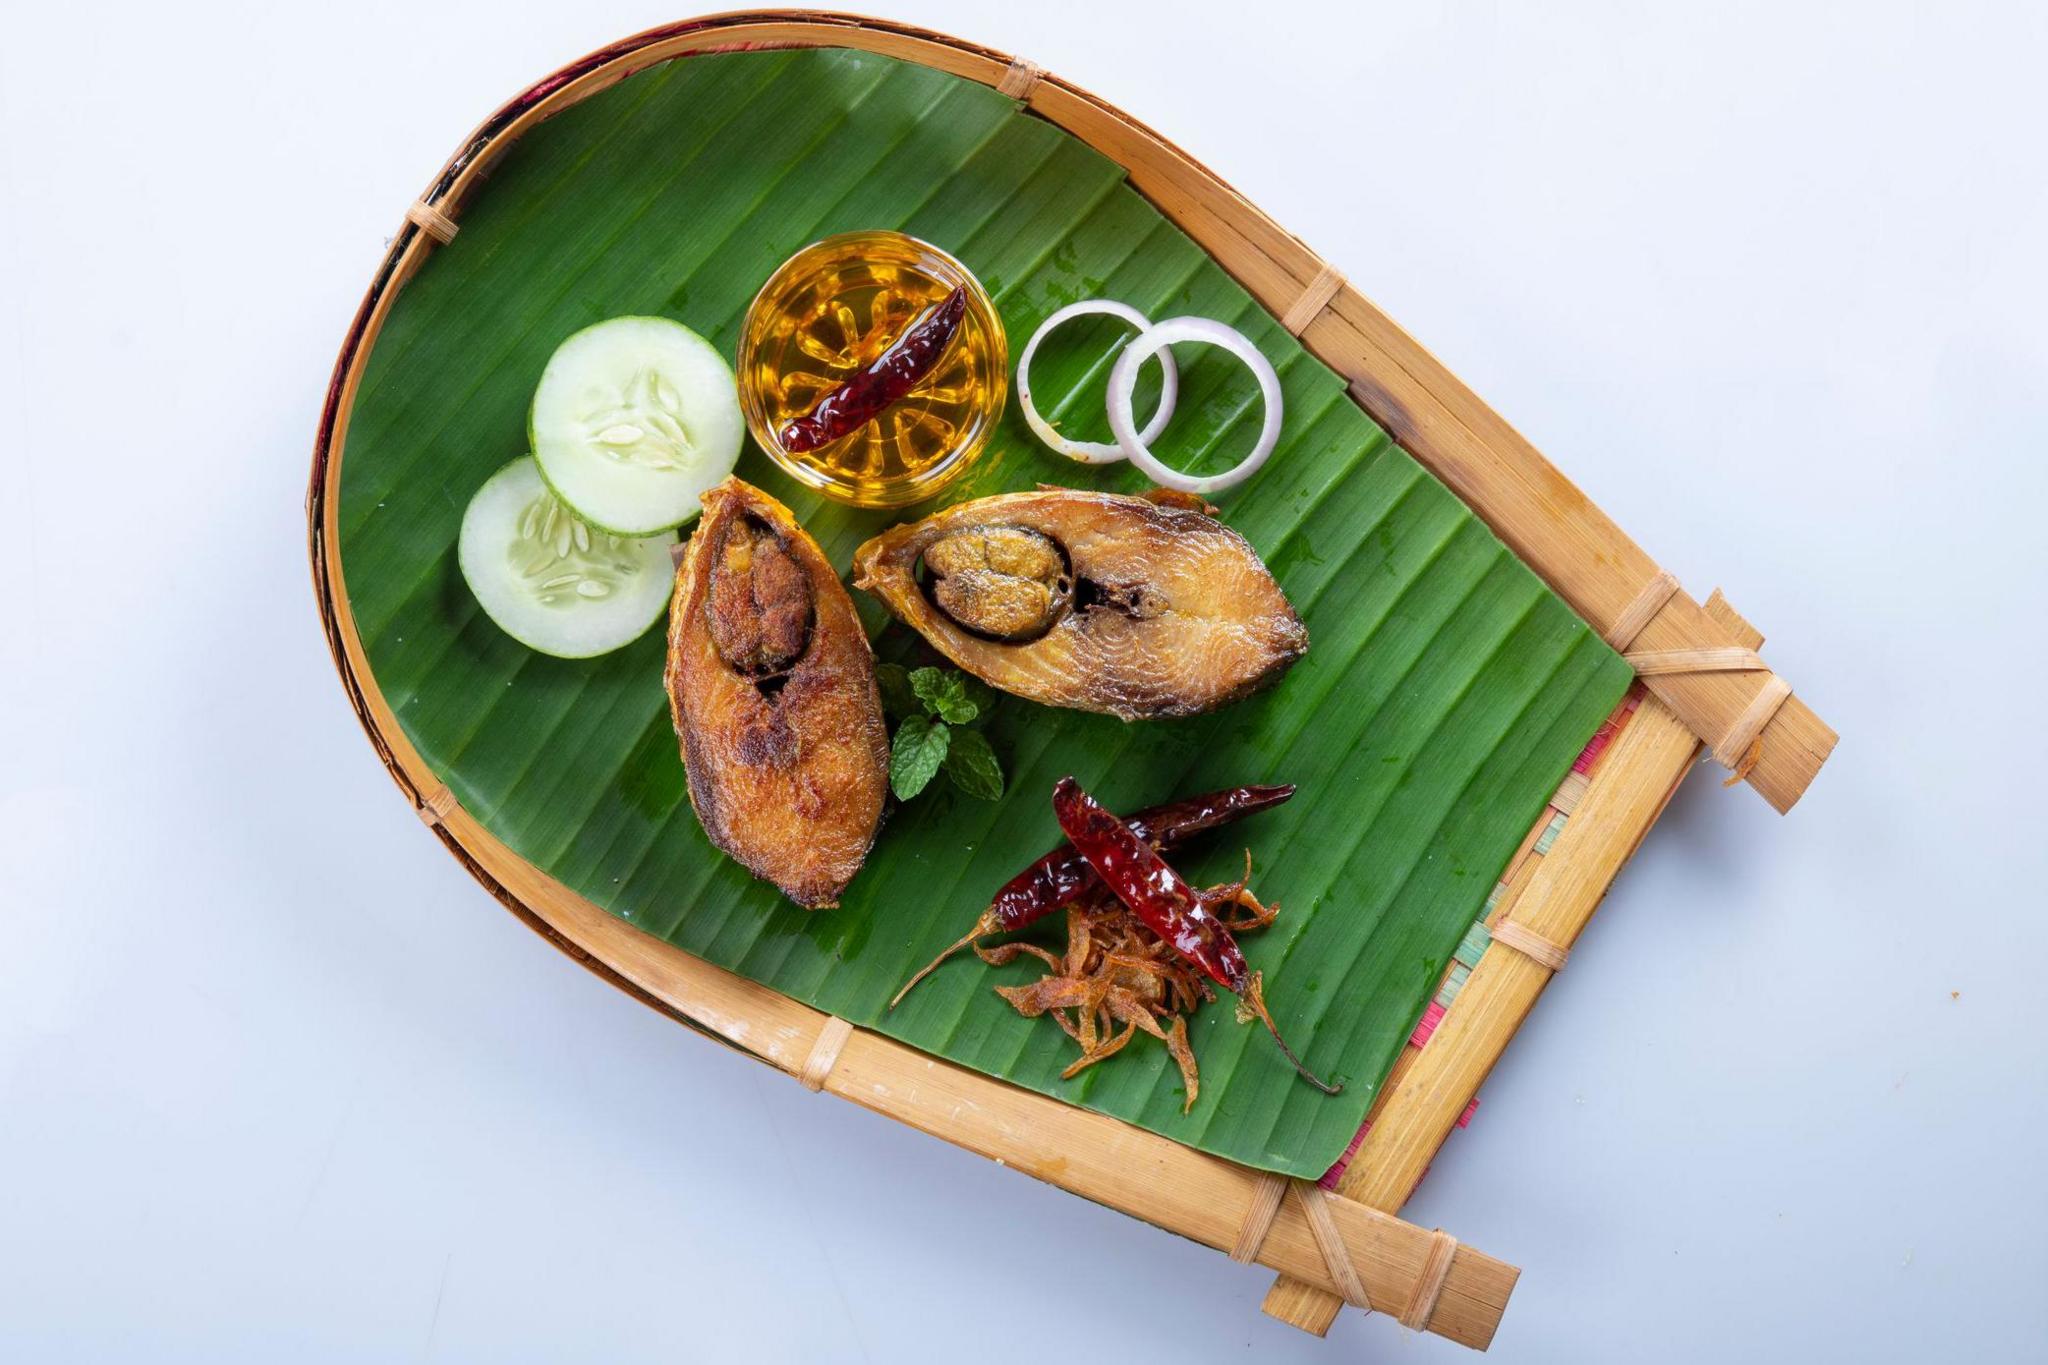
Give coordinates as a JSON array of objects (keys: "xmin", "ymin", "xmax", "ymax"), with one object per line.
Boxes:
[{"xmin": 737, "ymin": 231, "xmax": 1006, "ymax": 509}]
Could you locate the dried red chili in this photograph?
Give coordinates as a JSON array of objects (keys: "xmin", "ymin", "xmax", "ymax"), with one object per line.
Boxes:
[
  {"xmin": 1052, "ymin": 776, "xmax": 1340, "ymax": 1095},
  {"xmin": 889, "ymin": 782, "xmax": 1293, "ymax": 1009},
  {"xmin": 777, "ymin": 286, "xmax": 967, "ymax": 453},
  {"xmin": 989, "ymin": 782, "xmax": 1293, "ymax": 934}
]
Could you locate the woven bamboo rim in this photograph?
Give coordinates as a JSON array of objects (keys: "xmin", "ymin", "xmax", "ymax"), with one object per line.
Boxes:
[
  {"xmin": 306, "ymin": 11, "xmax": 1833, "ymax": 1347},
  {"xmin": 1260, "ymin": 591, "xmax": 1768, "ymax": 1334},
  {"xmin": 307, "ymin": 11, "xmax": 1544, "ymax": 1350}
]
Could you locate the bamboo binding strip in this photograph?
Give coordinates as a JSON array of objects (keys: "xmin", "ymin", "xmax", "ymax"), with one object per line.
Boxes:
[
  {"xmin": 798, "ymin": 1016, "xmax": 854, "ymax": 1092},
  {"xmin": 1232, "ymin": 1178, "xmax": 1450, "ymax": 1328},
  {"xmin": 1626, "ymin": 646, "xmax": 1767, "ymax": 676},
  {"xmin": 1281, "ymin": 262, "xmax": 1345, "ymax": 336},
  {"xmin": 1294, "ymin": 1182, "xmax": 1374, "ymax": 1310},
  {"xmin": 1487, "ymin": 918, "xmax": 1569, "ymax": 973},
  {"xmin": 1402, "ymin": 1230, "xmax": 1459, "ymax": 1333},
  {"xmin": 995, "ymin": 57, "xmax": 1043, "ymax": 100},
  {"xmin": 1715, "ymin": 673, "xmax": 1793, "ymax": 769},
  {"xmin": 1230, "ymin": 1171, "xmax": 1289, "ymax": 1263},
  {"xmin": 1604, "ymin": 570, "xmax": 1680, "ymax": 650},
  {"xmin": 414, "ymin": 783, "xmax": 459, "ymax": 827},
  {"xmin": 1603, "ymin": 570, "xmax": 1798, "ymax": 786},
  {"xmin": 404, "ymin": 199, "xmax": 459, "ymax": 244}
]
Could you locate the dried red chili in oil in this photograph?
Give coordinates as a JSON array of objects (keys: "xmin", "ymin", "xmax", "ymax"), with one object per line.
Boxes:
[{"xmin": 777, "ymin": 286, "xmax": 968, "ymax": 453}]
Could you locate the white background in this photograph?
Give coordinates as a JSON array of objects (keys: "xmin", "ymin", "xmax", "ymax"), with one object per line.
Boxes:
[{"xmin": 4, "ymin": 2, "xmax": 2044, "ymax": 1361}]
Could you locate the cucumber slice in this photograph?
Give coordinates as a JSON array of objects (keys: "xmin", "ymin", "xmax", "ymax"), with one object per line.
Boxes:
[
  {"xmin": 530, "ymin": 316, "xmax": 743, "ymax": 534},
  {"xmin": 458, "ymin": 457, "xmax": 678, "ymax": 658}
]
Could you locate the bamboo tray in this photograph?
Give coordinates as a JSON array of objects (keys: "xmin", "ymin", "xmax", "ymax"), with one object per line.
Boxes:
[{"xmin": 307, "ymin": 12, "xmax": 1837, "ymax": 1349}]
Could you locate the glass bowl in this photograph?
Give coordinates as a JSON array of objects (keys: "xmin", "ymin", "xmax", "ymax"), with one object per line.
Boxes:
[{"xmin": 736, "ymin": 230, "xmax": 1007, "ymax": 509}]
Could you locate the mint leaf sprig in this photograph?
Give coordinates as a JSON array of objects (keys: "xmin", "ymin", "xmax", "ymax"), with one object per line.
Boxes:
[{"xmin": 876, "ymin": 663, "xmax": 1005, "ymax": 802}]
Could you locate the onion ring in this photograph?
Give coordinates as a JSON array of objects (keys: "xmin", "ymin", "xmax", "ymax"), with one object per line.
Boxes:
[
  {"xmin": 1106, "ymin": 316, "xmax": 1283, "ymax": 495},
  {"xmin": 1017, "ymin": 300, "xmax": 1180, "ymax": 465}
]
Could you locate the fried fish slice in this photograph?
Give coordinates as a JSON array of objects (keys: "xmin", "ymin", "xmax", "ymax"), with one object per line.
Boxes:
[
  {"xmin": 666, "ymin": 477, "xmax": 888, "ymax": 908},
  {"xmin": 852, "ymin": 488, "xmax": 1306, "ymax": 720}
]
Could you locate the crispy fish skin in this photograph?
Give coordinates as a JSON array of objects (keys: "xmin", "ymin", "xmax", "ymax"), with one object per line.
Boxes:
[
  {"xmin": 667, "ymin": 478, "xmax": 888, "ymax": 909},
  {"xmin": 852, "ymin": 488, "xmax": 1307, "ymax": 720}
]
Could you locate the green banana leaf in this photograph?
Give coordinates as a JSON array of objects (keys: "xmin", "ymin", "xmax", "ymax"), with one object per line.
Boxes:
[{"xmin": 336, "ymin": 46, "xmax": 1632, "ymax": 1177}]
